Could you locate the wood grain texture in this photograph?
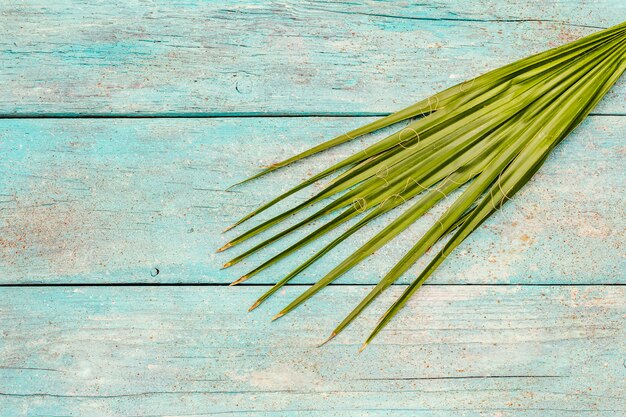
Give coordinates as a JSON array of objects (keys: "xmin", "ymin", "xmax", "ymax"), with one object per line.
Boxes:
[
  {"xmin": 2, "ymin": 2, "xmax": 625, "ymax": 416},
  {"xmin": 0, "ymin": 116, "xmax": 624, "ymax": 284},
  {"xmin": 1, "ymin": 0, "xmax": 625, "ymax": 115},
  {"xmin": 0, "ymin": 286, "xmax": 624, "ymax": 416}
]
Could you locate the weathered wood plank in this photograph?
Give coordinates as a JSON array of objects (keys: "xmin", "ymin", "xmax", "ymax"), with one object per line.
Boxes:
[
  {"xmin": 0, "ymin": 286, "xmax": 623, "ymax": 416},
  {"xmin": 1, "ymin": 1, "xmax": 625, "ymax": 115},
  {"xmin": 1, "ymin": 117, "xmax": 623, "ymax": 284}
]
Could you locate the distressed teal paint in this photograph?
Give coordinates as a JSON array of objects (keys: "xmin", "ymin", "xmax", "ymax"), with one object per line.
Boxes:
[
  {"xmin": 0, "ymin": 117, "xmax": 624, "ymax": 284},
  {"xmin": 0, "ymin": 286, "xmax": 624, "ymax": 416},
  {"xmin": 0, "ymin": 1, "xmax": 625, "ymax": 115},
  {"xmin": 0, "ymin": 1, "xmax": 625, "ymax": 416}
]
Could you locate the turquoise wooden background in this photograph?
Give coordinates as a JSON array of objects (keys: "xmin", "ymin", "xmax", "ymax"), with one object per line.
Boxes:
[{"xmin": 0, "ymin": 1, "xmax": 624, "ymax": 416}]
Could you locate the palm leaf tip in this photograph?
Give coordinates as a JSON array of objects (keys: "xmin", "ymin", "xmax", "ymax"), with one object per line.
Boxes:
[
  {"xmin": 318, "ymin": 332, "xmax": 337, "ymax": 347},
  {"xmin": 222, "ymin": 224, "xmax": 236, "ymax": 233},
  {"xmin": 217, "ymin": 243, "xmax": 232, "ymax": 253},
  {"xmin": 220, "ymin": 21, "xmax": 626, "ymax": 349},
  {"xmin": 229, "ymin": 275, "xmax": 248, "ymax": 286},
  {"xmin": 271, "ymin": 311, "xmax": 285, "ymax": 321}
]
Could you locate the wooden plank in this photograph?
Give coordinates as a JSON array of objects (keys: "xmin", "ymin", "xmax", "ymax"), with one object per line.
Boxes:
[
  {"xmin": 0, "ymin": 286, "xmax": 623, "ymax": 416},
  {"xmin": 1, "ymin": 116, "xmax": 624, "ymax": 284},
  {"xmin": 1, "ymin": 0, "xmax": 625, "ymax": 115}
]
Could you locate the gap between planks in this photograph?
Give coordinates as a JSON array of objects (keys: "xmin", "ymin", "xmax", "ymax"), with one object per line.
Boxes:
[
  {"xmin": 0, "ymin": 283, "xmax": 623, "ymax": 287},
  {"xmin": 0, "ymin": 112, "xmax": 625, "ymax": 119}
]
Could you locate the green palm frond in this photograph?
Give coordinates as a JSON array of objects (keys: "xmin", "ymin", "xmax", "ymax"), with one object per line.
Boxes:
[{"xmin": 220, "ymin": 22, "xmax": 626, "ymax": 351}]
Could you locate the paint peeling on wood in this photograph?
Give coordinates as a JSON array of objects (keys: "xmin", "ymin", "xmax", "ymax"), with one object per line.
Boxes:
[
  {"xmin": 0, "ymin": 117, "xmax": 623, "ymax": 284},
  {"xmin": 0, "ymin": 286, "xmax": 623, "ymax": 416},
  {"xmin": 0, "ymin": 1, "xmax": 624, "ymax": 115}
]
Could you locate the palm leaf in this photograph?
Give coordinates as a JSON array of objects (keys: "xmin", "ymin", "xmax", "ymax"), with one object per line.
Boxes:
[{"xmin": 221, "ymin": 22, "xmax": 626, "ymax": 351}]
